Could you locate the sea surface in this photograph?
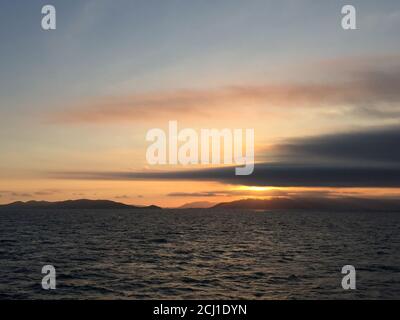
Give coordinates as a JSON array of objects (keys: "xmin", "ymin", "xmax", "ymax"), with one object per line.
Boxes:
[{"xmin": 0, "ymin": 209, "xmax": 399, "ymax": 299}]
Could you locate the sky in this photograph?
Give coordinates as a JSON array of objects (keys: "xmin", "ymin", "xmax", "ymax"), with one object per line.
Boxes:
[{"xmin": 1, "ymin": 0, "xmax": 400, "ymax": 207}]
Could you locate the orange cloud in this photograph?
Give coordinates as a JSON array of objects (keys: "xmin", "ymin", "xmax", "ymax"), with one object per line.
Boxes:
[
  {"xmin": 50, "ymin": 85, "xmax": 343, "ymax": 124},
  {"xmin": 48, "ymin": 62, "xmax": 400, "ymax": 124}
]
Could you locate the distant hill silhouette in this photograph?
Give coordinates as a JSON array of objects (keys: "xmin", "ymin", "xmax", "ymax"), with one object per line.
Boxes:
[
  {"xmin": 212, "ymin": 197, "xmax": 400, "ymax": 211},
  {"xmin": 178, "ymin": 201, "xmax": 217, "ymax": 209},
  {"xmin": 0, "ymin": 199, "xmax": 162, "ymax": 210},
  {"xmin": 3, "ymin": 197, "xmax": 400, "ymax": 212}
]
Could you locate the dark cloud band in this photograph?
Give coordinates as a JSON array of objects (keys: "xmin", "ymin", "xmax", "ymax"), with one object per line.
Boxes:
[
  {"xmin": 49, "ymin": 126, "xmax": 400, "ymax": 188},
  {"xmin": 49, "ymin": 164, "xmax": 400, "ymax": 188}
]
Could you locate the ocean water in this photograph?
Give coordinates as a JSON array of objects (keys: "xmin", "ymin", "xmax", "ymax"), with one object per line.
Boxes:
[{"xmin": 0, "ymin": 209, "xmax": 399, "ymax": 300}]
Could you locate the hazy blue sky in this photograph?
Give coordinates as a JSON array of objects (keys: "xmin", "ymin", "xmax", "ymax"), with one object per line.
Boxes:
[{"xmin": 1, "ymin": 0, "xmax": 399, "ymax": 113}]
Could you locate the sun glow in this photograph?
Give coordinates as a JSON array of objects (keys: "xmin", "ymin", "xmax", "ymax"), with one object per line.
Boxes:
[{"xmin": 235, "ymin": 186, "xmax": 275, "ymax": 192}]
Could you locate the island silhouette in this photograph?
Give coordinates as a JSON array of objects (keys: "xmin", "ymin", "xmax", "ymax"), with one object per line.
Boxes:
[
  {"xmin": 0, "ymin": 199, "xmax": 161, "ymax": 210},
  {"xmin": 2, "ymin": 197, "xmax": 400, "ymax": 212}
]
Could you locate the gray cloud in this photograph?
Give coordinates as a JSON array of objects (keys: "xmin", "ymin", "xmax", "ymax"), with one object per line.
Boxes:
[
  {"xmin": 11, "ymin": 192, "xmax": 32, "ymax": 198},
  {"xmin": 0, "ymin": 190, "xmax": 32, "ymax": 197},
  {"xmin": 115, "ymin": 195, "xmax": 129, "ymax": 199},
  {"xmin": 49, "ymin": 125, "xmax": 400, "ymax": 188},
  {"xmin": 48, "ymin": 164, "xmax": 400, "ymax": 188},
  {"xmin": 34, "ymin": 190, "xmax": 59, "ymax": 196},
  {"xmin": 273, "ymin": 126, "xmax": 400, "ymax": 165},
  {"xmin": 0, "ymin": 190, "xmax": 59, "ymax": 199}
]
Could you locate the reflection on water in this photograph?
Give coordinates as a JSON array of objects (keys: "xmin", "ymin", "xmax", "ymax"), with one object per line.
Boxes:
[{"xmin": 0, "ymin": 209, "xmax": 399, "ymax": 299}]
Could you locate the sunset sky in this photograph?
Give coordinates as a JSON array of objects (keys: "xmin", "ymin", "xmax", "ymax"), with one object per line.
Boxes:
[{"xmin": 1, "ymin": 0, "xmax": 400, "ymax": 207}]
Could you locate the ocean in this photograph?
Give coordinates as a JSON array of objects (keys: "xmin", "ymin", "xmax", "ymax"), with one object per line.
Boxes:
[{"xmin": 0, "ymin": 209, "xmax": 399, "ymax": 299}]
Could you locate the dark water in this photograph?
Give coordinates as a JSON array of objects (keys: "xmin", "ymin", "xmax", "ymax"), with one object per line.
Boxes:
[{"xmin": 0, "ymin": 209, "xmax": 399, "ymax": 299}]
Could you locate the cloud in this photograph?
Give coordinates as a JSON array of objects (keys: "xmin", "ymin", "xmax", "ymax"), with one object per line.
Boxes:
[
  {"xmin": 48, "ymin": 164, "xmax": 400, "ymax": 188},
  {"xmin": 167, "ymin": 189, "xmax": 288, "ymax": 197},
  {"xmin": 168, "ymin": 192, "xmax": 225, "ymax": 197},
  {"xmin": 0, "ymin": 189, "xmax": 59, "ymax": 199},
  {"xmin": 114, "ymin": 195, "xmax": 130, "ymax": 199},
  {"xmin": 34, "ymin": 190, "xmax": 59, "ymax": 196},
  {"xmin": 48, "ymin": 56, "xmax": 400, "ymax": 124},
  {"xmin": 49, "ymin": 125, "xmax": 400, "ymax": 188},
  {"xmin": 50, "ymin": 84, "xmax": 347, "ymax": 124},
  {"xmin": 11, "ymin": 192, "xmax": 32, "ymax": 198},
  {"xmin": 0, "ymin": 190, "xmax": 32, "ymax": 197},
  {"xmin": 272, "ymin": 126, "xmax": 400, "ymax": 165}
]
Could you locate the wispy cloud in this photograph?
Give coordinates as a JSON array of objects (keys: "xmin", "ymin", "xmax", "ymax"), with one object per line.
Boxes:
[
  {"xmin": 168, "ymin": 189, "xmax": 386, "ymax": 199},
  {"xmin": 168, "ymin": 192, "xmax": 227, "ymax": 197},
  {"xmin": 168, "ymin": 189, "xmax": 289, "ymax": 198},
  {"xmin": 33, "ymin": 189, "xmax": 59, "ymax": 196},
  {"xmin": 0, "ymin": 191, "xmax": 32, "ymax": 198},
  {"xmin": 48, "ymin": 56, "xmax": 400, "ymax": 124},
  {"xmin": 0, "ymin": 189, "xmax": 59, "ymax": 198}
]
